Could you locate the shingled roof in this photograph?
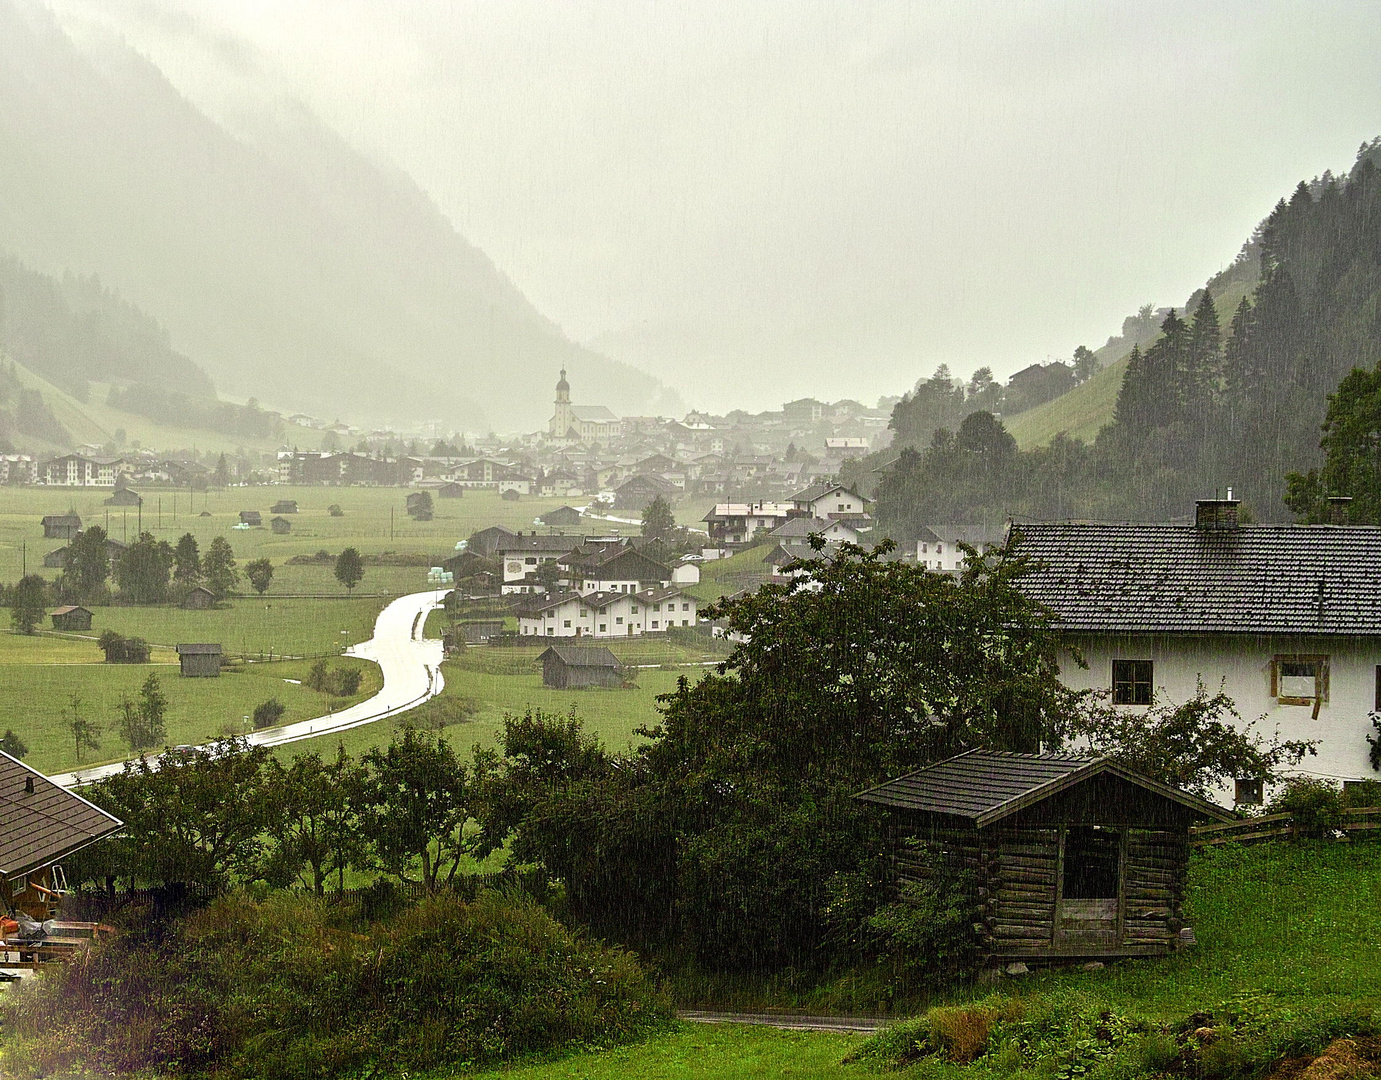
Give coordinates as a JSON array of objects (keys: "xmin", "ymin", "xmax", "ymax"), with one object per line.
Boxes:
[
  {"xmin": 0, "ymin": 752, "xmax": 122, "ymax": 878},
  {"xmin": 537, "ymin": 646, "xmax": 621, "ymax": 669},
  {"xmin": 1011, "ymin": 520, "xmax": 1381, "ymax": 635},
  {"xmin": 854, "ymin": 750, "xmax": 1232, "ymax": 827}
]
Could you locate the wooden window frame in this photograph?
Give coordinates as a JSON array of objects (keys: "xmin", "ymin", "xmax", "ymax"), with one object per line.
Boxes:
[
  {"xmin": 1271, "ymin": 654, "xmax": 1330, "ymax": 709},
  {"xmin": 1111, "ymin": 659, "xmax": 1153, "ymax": 705}
]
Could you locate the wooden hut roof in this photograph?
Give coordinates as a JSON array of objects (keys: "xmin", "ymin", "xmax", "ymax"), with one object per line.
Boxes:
[
  {"xmin": 537, "ymin": 646, "xmax": 621, "ymax": 669},
  {"xmin": 176, "ymin": 642, "xmax": 224, "ymax": 655},
  {"xmin": 0, "ymin": 751, "xmax": 122, "ymax": 878},
  {"xmin": 854, "ymin": 750, "xmax": 1233, "ymax": 827}
]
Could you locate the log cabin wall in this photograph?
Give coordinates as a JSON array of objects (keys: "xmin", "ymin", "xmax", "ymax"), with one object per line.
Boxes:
[
  {"xmin": 1122, "ymin": 829, "xmax": 1187, "ymax": 949},
  {"xmin": 986, "ymin": 827, "xmax": 1060, "ymax": 954}
]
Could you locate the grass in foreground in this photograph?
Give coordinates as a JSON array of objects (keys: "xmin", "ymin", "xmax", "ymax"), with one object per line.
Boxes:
[{"xmin": 463, "ymin": 1023, "xmax": 869, "ymax": 1080}]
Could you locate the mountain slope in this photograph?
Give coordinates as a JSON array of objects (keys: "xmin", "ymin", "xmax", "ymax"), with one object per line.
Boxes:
[{"xmin": 0, "ymin": 0, "xmax": 673, "ymax": 430}]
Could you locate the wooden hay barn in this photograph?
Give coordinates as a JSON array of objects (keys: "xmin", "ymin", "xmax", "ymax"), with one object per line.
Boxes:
[
  {"xmin": 239, "ymin": 510, "xmax": 262, "ymax": 526},
  {"xmin": 271, "ymin": 500, "xmax": 298, "ymax": 514},
  {"xmin": 49, "ymin": 606, "xmax": 93, "ymax": 632},
  {"xmin": 40, "ymin": 515, "xmax": 80, "ymax": 540},
  {"xmin": 176, "ymin": 642, "xmax": 223, "ymax": 677},
  {"xmin": 438, "ymin": 482, "xmax": 465, "ymax": 498},
  {"xmin": 0, "ymin": 750, "xmax": 122, "ymax": 922},
  {"xmin": 855, "ymin": 751, "xmax": 1233, "ymax": 963},
  {"xmin": 537, "ymin": 645, "xmax": 622, "ymax": 689},
  {"xmin": 270, "ymin": 516, "xmax": 292, "ymax": 534},
  {"xmin": 181, "ymin": 585, "xmax": 216, "ymax": 610},
  {"xmin": 540, "ymin": 505, "xmax": 584, "ymax": 528},
  {"xmin": 103, "ymin": 488, "xmax": 142, "ymax": 507}
]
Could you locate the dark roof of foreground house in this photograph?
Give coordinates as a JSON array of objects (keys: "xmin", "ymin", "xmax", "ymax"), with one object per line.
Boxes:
[
  {"xmin": 854, "ymin": 750, "xmax": 1232, "ymax": 827},
  {"xmin": 0, "ymin": 751, "xmax": 122, "ymax": 877},
  {"xmin": 537, "ymin": 646, "xmax": 621, "ymax": 669},
  {"xmin": 1011, "ymin": 520, "xmax": 1381, "ymax": 636}
]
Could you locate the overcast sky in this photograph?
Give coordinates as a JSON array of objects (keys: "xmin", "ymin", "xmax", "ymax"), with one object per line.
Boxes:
[{"xmin": 52, "ymin": 0, "xmax": 1381, "ymax": 413}]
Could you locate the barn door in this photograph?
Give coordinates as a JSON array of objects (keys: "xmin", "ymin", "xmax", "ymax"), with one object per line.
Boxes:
[{"xmin": 1055, "ymin": 826, "xmax": 1123, "ymax": 947}]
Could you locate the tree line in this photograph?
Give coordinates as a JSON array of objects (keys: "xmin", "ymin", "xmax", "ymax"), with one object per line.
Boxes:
[{"xmin": 875, "ymin": 141, "xmax": 1381, "ymax": 538}]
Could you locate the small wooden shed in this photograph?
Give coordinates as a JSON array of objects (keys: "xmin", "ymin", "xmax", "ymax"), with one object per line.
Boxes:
[
  {"xmin": 41, "ymin": 515, "xmax": 81, "ymax": 540},
  {"xmin": 438, "ymin": 482, "xmax": 465, "ymax": 499},
  {"xmin": 540, "ymin": 506, "xmax": 584, "ymax": 528},
  {"xmin": 104, "ymin": 488, "xmax": 142, "ymax": 507},
  {"xmin": 537, "ymin": 646, "xmax": 622, "ymax": 689},
  {"xmin": 239, "ymin": 510, "xmax": 262, "ymax": 526},
  {"xmin": 271, "ymin": 500, "xmax": 298, "ymax": 514},
  {"xmin": 855, "ymin": 751, "xmax": 1233, "ymax": 963},
  {"xmin": 49, "ymin": 605, "xmax": 93, "ymax": 632},
  {"xmin": 270, "ymin": 516, "xmax": 292, "ymax": 534},
  {"xmin": 181, "ymin": 585, "xmax": 216, "ymax": 610},
  {"xmin": 176, "ymin": 642, "xmax": 223, "ymax": 677}
]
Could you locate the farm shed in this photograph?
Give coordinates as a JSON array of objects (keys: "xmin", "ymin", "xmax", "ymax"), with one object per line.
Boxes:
[
  {"xmin": 103, "ymin": 488, "xmax": 142, "ymax": 507},
  {"xmin": 855, "ymin": 751, "xmax": 1234, "ymax": 963},
  {"xmin": 437, "ymin": 482, "xmax": 465, "ymax": 498},
  {"xmin": 176, "ymin": 643, "xmax": 223, "ymax": 677},
  {"xmin": 457, "ymin": 619, "xmax": 506, "ymax": 644},
  {"xmin": 537, "ymin": 645, "xmax": 622, "ymax": 689},
  {"xmin": 540, "ymin": 505, "xmax": 583, "ymax": 528},
  {"xmin": 270, "ymin": 516, "xmax": 292, "ymax": 534},
  {"xmin": 238, "ymin": 510, "xmax": 262, "ymax": 526},
  {"xmin": 181, "ymin": 586, "xmax": 216, "ymax": 610},
  {"xmin": 0, "ymin": 750, "xmax": 122, "ymax": 921},
  {"xmin": 40, "ymin": 515, "xmax": 80, "ymax": 540},
  {"xmin": 270, "ymin": 500, "xmax": 298, "ymax": 514},
  {"xmin": 49, "ymin": 606, "xmax": 93, "ymax": 632}
]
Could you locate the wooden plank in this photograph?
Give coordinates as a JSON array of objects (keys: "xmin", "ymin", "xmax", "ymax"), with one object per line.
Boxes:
[{"xmin": 1190, "ymin": 813, "xmax": 1289, "ymax": 835}]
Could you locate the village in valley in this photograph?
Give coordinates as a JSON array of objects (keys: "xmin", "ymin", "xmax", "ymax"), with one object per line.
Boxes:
[{"xmin": 3, "ymin": 5, "xmax": 1381, "ymax": 1079}]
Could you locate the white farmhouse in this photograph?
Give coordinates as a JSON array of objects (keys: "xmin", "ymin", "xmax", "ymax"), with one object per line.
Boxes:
[
  {"xmin": 517, "ymin": 585, "xmax": 698, "ymax": 639},
  {"xmin": 1014, "ymin": 497, "xmax": 1381, "ymax": 804}
]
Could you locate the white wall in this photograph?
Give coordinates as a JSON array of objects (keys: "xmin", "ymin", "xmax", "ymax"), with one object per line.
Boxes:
[{"xmin": 1063, "ymin": 633, "xmax": 1381, "ymax": 786}]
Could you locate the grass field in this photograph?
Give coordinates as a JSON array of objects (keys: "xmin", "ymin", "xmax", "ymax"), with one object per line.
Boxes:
[
  {"xmin": 0, "ymin": 485, "xmax": 711, "ymax": 592},
  {"xmin": 0, "ymin": 648, "xmax": 381, "ymax": 774},
  {"xmin": 683, "ymin": 543, "xmax": 774, "ymax": 603},
  {"xmin": 285, "ymin": 637, "xmax": 729, "ymax": 764}
]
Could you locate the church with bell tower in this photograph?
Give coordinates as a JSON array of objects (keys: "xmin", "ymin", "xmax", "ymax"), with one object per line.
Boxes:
[{"xmin": 548, "ymin": 368, "xmax": 622, "ymax": 443}]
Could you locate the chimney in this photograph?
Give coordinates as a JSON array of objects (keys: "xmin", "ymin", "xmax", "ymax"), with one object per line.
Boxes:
[
  {"xmin": 24, "ymin": 775, "xmax": 33, "ymax": 794},
  {"xmin": 1195, "ymin": 493, "xmax": 1241, "ymax": 530},
  {"xmin": 1327, "ymin": 495, "xmax": 1353, "ymax": 525}
]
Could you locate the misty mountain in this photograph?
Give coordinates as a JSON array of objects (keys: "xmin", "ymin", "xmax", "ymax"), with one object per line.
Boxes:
[{"xmin": 0, "ymin": 0, "xmax": 675, "ymax": 430}]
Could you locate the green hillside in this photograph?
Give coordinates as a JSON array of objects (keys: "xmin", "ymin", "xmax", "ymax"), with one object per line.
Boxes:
[
  {"xmin": 1003, "ymin": 272, "xmax": 1257, "ymax": 450},
  {"xmin": 4, "ymin": 355, "xmax": 315, "ymax": 455},
  {"xmin": 1004, "ymin": 355, "xmax": 1127, "ymax": 449}
]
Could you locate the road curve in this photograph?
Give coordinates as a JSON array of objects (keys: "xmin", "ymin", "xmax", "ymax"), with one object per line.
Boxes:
[{"xmin": 48, "ymin": 590, "xmax": 446, "ymax": 789}]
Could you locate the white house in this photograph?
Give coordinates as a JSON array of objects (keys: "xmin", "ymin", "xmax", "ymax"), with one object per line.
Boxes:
[
  {"xmin": 518, "ymin": 585, "xmax": 698, "ymax": 639},
  {"xmin": 914, "ymin": 525, "xmax": 1004, "ymax": 571},
  {"xmin": 701, "ymin": 502, "xmax": 792, "ymax": 545},
  {"xmin": 1014, "ymin": 497, "xmax": 1381, "ymax": 804},
  {"xmin": 768, "ymin": 516, "xmax": 862, "ymax": 546},
  {"xmin": 495, "ymin": 533, "xmax": 584, "ymax": 594},
  {"xmin": 40, "ymin": 454, "xmax": 123, "ymax": 487},
  {"xmin": 787, "ymin": 483, "xmax": 870, "ymax": 522}
]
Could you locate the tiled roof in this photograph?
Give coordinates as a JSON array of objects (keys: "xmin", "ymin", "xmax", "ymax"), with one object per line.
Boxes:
[
  {"xmin": 0, "ymin": 752, "xmax": 122, "ymax": 877},
  {"xmin": 495, "ymin": 534, "xmax": 585, "ymax": 554},
  {"xmin": 1012, "ymin": 521, "xmax": 1381, "ymax": 635},
  {"xmin": 538, "ymin": 646, "xmax": 621, "ymax": 668},
  {"xmin": 854, "ymin": 750, "xmax": 1231, "ymax": 826},
  {"xmin": 176, "ymin": 643, "xmax": 223, "ymax": 655}
]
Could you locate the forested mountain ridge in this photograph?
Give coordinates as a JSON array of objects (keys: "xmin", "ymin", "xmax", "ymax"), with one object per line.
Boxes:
[
  {"xmin": 874, "ymin": 139, "xmax": 1381, "ymax": 540},
  {"xmin": 0, "ymin": 0, "xmax": 675, "ymax": 429}
]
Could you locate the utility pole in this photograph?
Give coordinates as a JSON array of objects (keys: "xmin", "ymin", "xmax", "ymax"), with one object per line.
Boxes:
[{"xmin": 21, "ymin": 541, "xmax": 25, "ymax": 577}]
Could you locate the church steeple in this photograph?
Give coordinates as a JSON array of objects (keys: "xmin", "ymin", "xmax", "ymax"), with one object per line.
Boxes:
[{"xmin": 550, "ymin": 368, "xmax": 573, "ymax": 438}]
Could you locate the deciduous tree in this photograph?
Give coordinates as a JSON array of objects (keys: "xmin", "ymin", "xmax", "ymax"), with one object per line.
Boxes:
[
  {"xmin": 334, "ymin": 547, "xmax": 364, "ymax": 594},
  {"xmin": 10, "ymin": 574, "xmax": 47, "ymax": 634},
  {"xmin": 245, "ymin": 557, "xmax": 274, "ymax": 596},
  {"xmin": 202, "ymin": 536, "xmax": 239, "ymax": 598}
]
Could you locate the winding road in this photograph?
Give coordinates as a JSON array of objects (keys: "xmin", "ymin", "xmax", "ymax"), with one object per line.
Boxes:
[{"xmin": 48, "ymin": 590, "xmax": 447, "ymax": 789}]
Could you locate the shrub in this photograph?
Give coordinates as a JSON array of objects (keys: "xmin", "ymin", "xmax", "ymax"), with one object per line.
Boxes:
[
  {"xmin": 1267, "ymin": 776, "xmax": 1344, "ymax": 838},
  {"xmin": 252, "ymin": 699, "xmax": 286, "ymax": 730},
  {"xmin": 0, "ymin": 890, "xmax": 669, "ymax": 1078},
  {"xmin": 1341, "ymin": 779, "xmax": 1381, "ymax": 808},
  {"xmin": 327, "ymin": 505, "xmax": 344, "ymax": 517},
  {"xmin": 97, "ymin": 631, "xmax": 151, "ymax": 664}
]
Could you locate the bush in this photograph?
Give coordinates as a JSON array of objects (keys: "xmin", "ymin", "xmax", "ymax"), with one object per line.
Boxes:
[
  {"xmin": 97, "ymin": 631, "xmax": 151, "ymax": 664},
  {"xmin": 1267, "ymin": 776, "xmax": 1344, "ymax": 838},
  {"xmin": 305, "ymin": 662, "xmax": 364, "ymax": 698},
  {"xmin": 252, "ymin": 699, "xmax": 286, "ymax": 730},
  {"xmin": 1341, "ymin": 779, "xmax": 1381, "ymax": 808},
  {"xmin": 0, "ymin": 890, "xmax": 669, "ymax": 1078},
  {"xmin": 327, "ymin": 505, "xmax": 343, "ymax": 517}
]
